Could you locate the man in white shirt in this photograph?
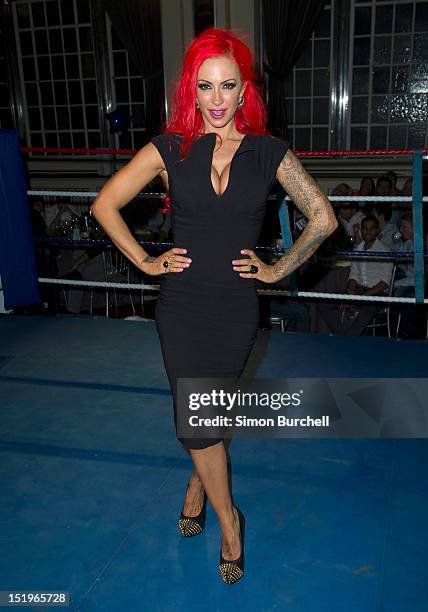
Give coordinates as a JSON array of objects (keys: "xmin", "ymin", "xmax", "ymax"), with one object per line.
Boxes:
[
  {"xmin": 341, "ymin": 215, "xmax": 393, "ymax": 335},
  {"xmin": 312, "ymin": 216, "xmax": 393, "ymax": 335},
  {"xmin": 373, "ymin": 203, "xmax": 402, "ymax": 251},
  {"xmin": 392, "ymin": 213, "xmax": 420, "ymax": 338}
]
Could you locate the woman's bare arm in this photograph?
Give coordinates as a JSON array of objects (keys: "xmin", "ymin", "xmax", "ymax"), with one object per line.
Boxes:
[
  {"xmin": 90, "ymin": 143, "xmax": 166, "ymax": 269},
  {"xmin": 272, "ymin": 150, "xmax": 338, "ymax": 281}
]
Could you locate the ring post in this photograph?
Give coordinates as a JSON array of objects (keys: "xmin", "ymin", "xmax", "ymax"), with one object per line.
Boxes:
[
  {"xmin": 0, "ymin": 129, "xmax": 41, "ymax": 309},
  {"xmin": 412, "ymin": 150, "xmax": 424, "ymax": 304},
  {"xmin": 278, "ymin": 197, "xmax": 298, "ymax": 296}
]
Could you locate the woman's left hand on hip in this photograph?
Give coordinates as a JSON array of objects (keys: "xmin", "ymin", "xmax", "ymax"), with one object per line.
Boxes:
[{"xmin": 232, "ymin": 249, "xmax": 278, "ymax": 283}]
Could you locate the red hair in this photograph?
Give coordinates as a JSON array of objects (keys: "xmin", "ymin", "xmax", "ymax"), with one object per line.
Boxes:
[{"xmin": 164, "ymin": 28, "xmax": 267, "ymax": 155}]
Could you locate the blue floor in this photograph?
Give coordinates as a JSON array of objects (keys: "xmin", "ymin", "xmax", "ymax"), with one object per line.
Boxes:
[{"xmin": 1, "ymin": 314, "xmax": 427, "ymax": 611}]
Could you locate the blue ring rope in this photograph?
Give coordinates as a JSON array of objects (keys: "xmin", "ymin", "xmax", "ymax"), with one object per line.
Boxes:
[{"xmin": 33, "ymin": 236, "xmax": 427, "ymax": 261}]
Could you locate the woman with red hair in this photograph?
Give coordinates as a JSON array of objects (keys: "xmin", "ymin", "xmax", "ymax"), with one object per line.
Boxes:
[{"xmin": 91, "ymin": 27, "xmax": 337, "ymax": 584}]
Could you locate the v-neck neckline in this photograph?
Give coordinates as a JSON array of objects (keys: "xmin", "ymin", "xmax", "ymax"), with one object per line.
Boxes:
[{"xmin": 206, "ymin": 132, "xmax": 248, "ymax": 200}]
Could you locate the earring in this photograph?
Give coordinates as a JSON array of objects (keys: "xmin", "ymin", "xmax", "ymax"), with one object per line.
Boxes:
[
  {"xmin": 196, "ymin": 99, "xmax": 200, "ymax": 109},
  {"xmin": 238, "ymin": 97, "xmax": 244, "ymax": 107}
]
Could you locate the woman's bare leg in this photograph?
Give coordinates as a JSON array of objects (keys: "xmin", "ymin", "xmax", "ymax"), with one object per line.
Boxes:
[
  {"xmin": 189, "ymin": 441, "xmax": 241, "ymax": 560},
  {"xmin": 182, "ymin": 468, "xmax": 205, "ymax": 516}
]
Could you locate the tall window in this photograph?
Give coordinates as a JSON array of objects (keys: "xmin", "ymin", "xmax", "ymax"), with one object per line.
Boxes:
[
  {"xmin": 283, "ymin": 0, "xmax": 428, "ymax": 150},
  {"xmin": 13, "ymin": 0, "xmax": 100, "ymax": 155},
  {"xmin": 350, "ymin": 0, "xmax": 428, "ymax": 150},
  {"xmin": 284, "ymin": 5, "xmax": 333, "ymax": 151},
  {"xmin": 11, "ymin": 0, "xmax": 149, "ymax": 154}
]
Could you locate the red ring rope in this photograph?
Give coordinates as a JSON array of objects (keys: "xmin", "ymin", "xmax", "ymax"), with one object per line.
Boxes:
[{"xmin": 21, "ymin": 146, "xmax": 428, "ymax": 157}]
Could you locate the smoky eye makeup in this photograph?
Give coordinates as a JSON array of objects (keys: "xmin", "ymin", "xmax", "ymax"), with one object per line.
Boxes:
[{"xmin": 197, "ymin": 80, "xmax": 237, "ymax": 90}]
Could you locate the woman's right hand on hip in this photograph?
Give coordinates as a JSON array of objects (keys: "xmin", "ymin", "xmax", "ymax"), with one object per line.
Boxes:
[{"xmin": 140, "ymin": 247, "xmax": 191, "ymax": 275}]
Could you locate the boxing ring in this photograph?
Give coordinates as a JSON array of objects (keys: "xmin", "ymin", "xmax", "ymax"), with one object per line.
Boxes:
[
  {"xmin": 23, "ymin": 145, "xmax": 428, "ymax": 323},
  {"xmin": 1, "ymin": 143, "xmax": 428, "ymax": 610}
]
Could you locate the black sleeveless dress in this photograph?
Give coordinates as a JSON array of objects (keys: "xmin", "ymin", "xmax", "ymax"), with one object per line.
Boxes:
[{"xmin": 151, "ymin": 132, "xmax": 289, "ymax": 450}]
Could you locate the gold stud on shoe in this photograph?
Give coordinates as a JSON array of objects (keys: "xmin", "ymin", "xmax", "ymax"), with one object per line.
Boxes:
[
  {"xmin": 178, "ymin": 517, "xmax": 204, "ymax": 537},
  {"xmin": 219, "ymin": 562, "xmax": 244, "ymax": 584},
  {"xmin": 178, "ymin": 493, "xmax": 207, "ymax": 537}
]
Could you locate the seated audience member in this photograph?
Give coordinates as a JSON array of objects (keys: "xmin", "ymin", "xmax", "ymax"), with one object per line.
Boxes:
[
  {"xmin": 373, "ymin": 203, "xmax": 402, "ymax": 251},
  {"xmin": 394, "ymin": 214, "xmax": 414, "ymax": 289},
  {"xmin": 392, "ymin": 213, "xmax": 423, "ymax": 339},
  {"xmin": 311, "ymin": 216, "xmax": 393, "ymax": 335},
  {"xmin": 401, "ymin": 177, "xmax": 412, "ymax": 196},
  {"xmin": 376, "ymin": 175, "xmax": 392, "ymax": 196},
  {"xmin": 332, "ymin": 183, "xmax": 352, "ymax": 196},
  {"xmin": 376, "ymin": 175, "xmax": 402, "ymax": 224},
  {"xmin": 359, "ymin": 176, "xmax": 376, "ymax": 214},
  {"xmin": 359, "ymin": 177, "xmax": 375, "ymax": 197},
  {"xmin": 40, "ymin": 200, "xmax": 78, "ymax": 233},
  {"xmin": 336, "ymin": 190, "xmax": 365, "ymax": 246},
  {"xmin": 386, "ymin": 171, "xmax": 403, "ymax": 196},
  {"xmin": 341, "ymin": 215, "xmax": 393, "ymax": 335}
]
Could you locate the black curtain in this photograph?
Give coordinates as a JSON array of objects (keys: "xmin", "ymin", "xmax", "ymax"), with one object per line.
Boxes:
[
  {"xmin": 262, "ymin": 0, "xmax": 327, "ymax": 139},
  {"xmin": 101, "ymin": 0, "xmax": 164, "ymax": 140}
]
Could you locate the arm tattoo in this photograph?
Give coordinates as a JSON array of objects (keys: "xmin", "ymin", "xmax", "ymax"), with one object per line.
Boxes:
[
  {"xmin": 272, "ymin": 229, "xmax": 327, "ymax": 282},
  {"xmin": 273, "ymin": 150, "xmax": 337, "ymax": 281},
  {"xmin": 277, "ymin": 150, "xmax": 324, "ymax": 213},
  {"xmin": 141, "ymin": 254, "xmax": 156, "ymax": 267}
]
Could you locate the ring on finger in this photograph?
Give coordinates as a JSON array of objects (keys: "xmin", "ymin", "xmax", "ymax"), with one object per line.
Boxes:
[
  {"xmin": 163, "ymin": 258, "xmax": 172, "ymax": 270},
  {"xmin": 249, "ymin": 264, "xmax": 259, "ymax": 274}
]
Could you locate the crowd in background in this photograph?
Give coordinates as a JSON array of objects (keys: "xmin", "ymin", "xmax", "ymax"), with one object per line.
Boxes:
[
  {"xmin": 27, "ymin": 171, "xmax": 427, "ymax": 340},
  {"xmin": 281, "ymin": 171, "xmax": 425, "ymax": 340}
]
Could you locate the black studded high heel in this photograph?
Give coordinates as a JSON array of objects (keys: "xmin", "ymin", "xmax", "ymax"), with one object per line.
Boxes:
[
  {"xmin": 178, "ymin": 490, "xmax": 207, "ymax": 537},
  {"xmin": 219, "ymin": 507, "xmax": 245, "ymax": 584}
]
